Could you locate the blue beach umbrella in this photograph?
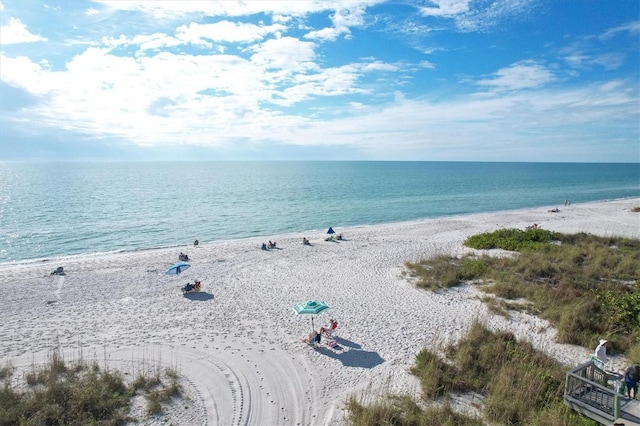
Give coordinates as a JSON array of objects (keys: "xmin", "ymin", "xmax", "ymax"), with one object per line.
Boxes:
[
  {"xmin": 327, "ymin": 227, "xmax": 335, "ymax": 234},
  {"xmin": 165, "ymin": 262, "xmax": 191, "ymax": 276},
  {"xmin": 293, "ymin": 300, "xmax": 330, "ymax": 331}
]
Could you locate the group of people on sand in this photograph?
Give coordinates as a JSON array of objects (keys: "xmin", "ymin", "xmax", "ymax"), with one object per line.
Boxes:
[
  {"xmin": 593, "ymin": 339, "xmax": 640, "ymax": 399},
  {"xmin": 182, "ymin": 280, "xmax": 201, "ymax": 294},
  {"xmin": 260, "ymin": 232, "xmax": 345, "ymax": 248},
  {"xmin": 179, "ymin": 252, "xmax": 190, "ymax": 261},
  {"xmin": 261, "ymin": 241, "xmax": 277, "ymax": 250}
]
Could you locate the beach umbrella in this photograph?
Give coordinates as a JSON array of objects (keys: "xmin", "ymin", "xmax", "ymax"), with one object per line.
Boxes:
[
  {"xmin": 327, "ymin": 227, "xmax": 335, "ymax": 234},
  {"xmin": 165, "ymin": 262, "xmax": 191, "ymax": 276},
  {"xmin": 293, "ymin": 300, "xmax": 330, "ymax": 331}
]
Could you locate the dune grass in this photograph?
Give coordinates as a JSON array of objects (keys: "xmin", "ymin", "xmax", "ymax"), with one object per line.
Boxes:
[
  {"xmin": 348, "ymin": 229, "xmax": 639, "ymax": 425},
  {"xmin": 347, "ymin": 394, "xmax": 485, "ymax": 426},
  {"xmin": 405, "ymin": 229, "xmax": 640, "ymax": 356},
  {"xmin": 0, "ymin": 350, "xmax": 182, "ymax": 425},
  {"xmin": 348, "ymin": 321, "xmax": 598, "ymax": 425}
]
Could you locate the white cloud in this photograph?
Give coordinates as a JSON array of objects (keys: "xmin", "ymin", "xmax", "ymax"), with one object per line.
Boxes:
[
  {"xmin": 176, "ymin": 21, "xmax": 286, "ymax": 44},
  {"xmin": 93, "ymin": 0, "xmax": 382, "ymax": 20},
  {"xmin": 304, "ymin": 6, "xmax": 367, "ymax": 41},
  {"xmin": 419, "ymin": 0, "xmax": 470, "ymax": 17},
  {"xmin": 86, "ymin": 8, "xmax": 99, "ymax": 16},
  {"xmin": 0, "ymin": 17, "xmax": 47, "ymax": 45},
  {"xmin": 477, "ymin": 61, "xmax": 554, "ymax": 91},
  {"xmin": 599, "ymin": 21, "xmax": 640, "ymax": 40},
  {"xmin": 304, "ymin": 26, "xmax": 348, "ymax": 41},
  {"xmin": 419, "ymin": 60, "xmax": 435, "ymax": 69},
  {"xmin": 419, "ymin": 0, "xmax": 537, "ymax": 32},
  {"xmin": 249, "ymin": 36, "xmax": 317, "ymax": 73},
  {"xmin": 0, "ymin": 54, "xmax": 51, "ymax": 95},
  {"xmin": 363, "ymin": 61, "xmax": 397, "ymax": 72},
  {"xmin": 591, "ymin": 53, "xmax": 626, "ymax": 71}
]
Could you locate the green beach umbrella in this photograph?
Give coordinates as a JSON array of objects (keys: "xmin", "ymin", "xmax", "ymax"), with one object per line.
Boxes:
[{"xmin": 293, "ymin": 300, "xmax": 330, "ymax": 331}]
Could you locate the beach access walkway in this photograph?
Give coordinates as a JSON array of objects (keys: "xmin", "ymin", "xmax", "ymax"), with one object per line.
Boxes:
[{"xmin": 564, "ymin": 361, "xmax": 640, "ymax": 426}]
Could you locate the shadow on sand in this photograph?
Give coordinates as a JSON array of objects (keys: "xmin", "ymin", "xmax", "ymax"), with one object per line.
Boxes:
[
  {"xmin": 334, "ymin": 336, "xmax": 361, "ymax": 350},
  {"xmin": 183, "ymin": 292, "xmax": 215, "ymax": 301},
  {"xmin": 312, "ymin": 337, "xmax": 383, "ymax": 368}
]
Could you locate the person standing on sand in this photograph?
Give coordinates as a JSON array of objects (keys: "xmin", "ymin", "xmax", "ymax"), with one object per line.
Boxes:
[
  {"xmin": 595, "ymin": 339, "xmax": 608, "ymax": 364},
  {"xmin": 624, "ymin": 365, "xmax": 640, "ymax": 399}
]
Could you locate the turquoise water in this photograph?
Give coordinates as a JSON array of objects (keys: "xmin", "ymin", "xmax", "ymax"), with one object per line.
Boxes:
[{"xmin": 0, "ymin": 161, "xmax": 638, "ymax": 264}]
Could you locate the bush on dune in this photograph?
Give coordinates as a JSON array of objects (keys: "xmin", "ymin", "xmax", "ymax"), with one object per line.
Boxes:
[
  {"xmin": 349, "ymin": 320, "xmax": 596, "ymax": 425},
  {"xmin": 406, "ymin": 229, "xmax": 640, "ymax": 352},
  {"xmin": 0, "ymin": 351, "xmax": 183, "ymax": 425}
]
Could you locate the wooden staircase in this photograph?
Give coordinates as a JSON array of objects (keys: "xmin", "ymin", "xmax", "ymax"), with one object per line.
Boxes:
[{"xmin": 564, "ymin": 361, "xmax": 640, "ymax": 425}]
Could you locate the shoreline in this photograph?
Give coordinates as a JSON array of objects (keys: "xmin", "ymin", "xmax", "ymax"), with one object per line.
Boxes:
[
  {"xmin": 2, "ymin": 196, "xmax": 638, "ymax": 269},
  {"xmin": 0, "ymin": 198, "xmax": 638, "ymax": 425}
]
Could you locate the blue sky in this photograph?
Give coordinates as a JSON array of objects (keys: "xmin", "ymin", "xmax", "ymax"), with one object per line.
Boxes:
[{"xmin": 0, "ymin": 0, "xmax": 638, "ymax": 162}]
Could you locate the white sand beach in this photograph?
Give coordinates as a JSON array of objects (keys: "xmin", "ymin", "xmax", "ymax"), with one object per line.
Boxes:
[{"xmin": 1, "ymin": 199, "xmax": 639, "ymax": 425}]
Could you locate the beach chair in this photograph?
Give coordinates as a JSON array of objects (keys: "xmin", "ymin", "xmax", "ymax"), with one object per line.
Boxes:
[{"xmin": 322, "ymin": 319, "xmax": 338, "ymax": 337}]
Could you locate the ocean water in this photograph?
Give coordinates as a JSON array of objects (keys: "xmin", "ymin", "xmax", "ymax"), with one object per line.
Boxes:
[{"xmin": 0, "ymin": 161, "xmax": 638, "ymax": 265}]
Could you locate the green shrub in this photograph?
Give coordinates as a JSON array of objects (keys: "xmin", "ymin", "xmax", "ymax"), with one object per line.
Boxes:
[
  {"xmin": 0, "ymin": 352, "xmax": 183, "ymax": 425},
  {"xmin": 464, "ymin": 228, "xmax": 558, "ymax": 251},
  {"xmin": 406, "ymin": 230, "xmax": 640, "ymax": 354},
  {"xmin": 348, "ymin": 395, "xmax": 484, "ymax": 426},
  {"xmin": 348, "ymin": 321, "xmax": 589, "ymax": 425}
]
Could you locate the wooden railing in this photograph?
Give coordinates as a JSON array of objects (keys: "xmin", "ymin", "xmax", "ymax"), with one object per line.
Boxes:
[{"xmin": 564, "ymin": 361, "xmax": 621, "ymax": 425}]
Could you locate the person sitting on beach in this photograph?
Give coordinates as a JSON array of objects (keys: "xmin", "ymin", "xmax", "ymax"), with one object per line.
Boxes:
[
  {"xmin": 194, "ymin": 239, "xmax": 199, "ymax": 246},
  {"xmin": 179, "ymin": 252, "xmax": 189, "ymax": 261},
  {"xmin": 182, "ymin": 282, "xmax": 194, "ymax": 293},
  {"xmin": 329, "ymin": 318, "xmax": 338, "ymax": 331},
  {"xmin": 548, "ymin": 207, "xmax": 559, "ymax": 213},
  {"xmin": 336, "ymin": 233, "xmax": 343, "ymax": 240},
  {"xmin": 267, "ymin": 240, "xmax": 276, "ymax": 249},
  {"xmin": 302, "ymin": 330, "xmax": 316, "ymax": 343},
  {"xmin": 321, "ymin": 320, "xmax": 338, "ymax": 338},
  {"xmin": 50, "ymin": 266, "xmax": 64, "ymax": 275},
  {"xmin": 526, "ymin": 223, "xmax": 539, "ymax": 230},
  {"xmin": 261, "ymin": 243, "xmax": 268, "ymax": 250},
  {"xmin": 302, "ymin": 237, "xmax": 311, "ymax": 245},
  {"xmin": 194, "ymin": 280, "xmax": 201, "ymax": 291}
]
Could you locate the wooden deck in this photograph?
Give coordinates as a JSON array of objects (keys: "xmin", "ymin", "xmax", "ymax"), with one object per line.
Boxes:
[{"xmin": 564, "ymin": 361, "xmax": 640, "ymax": 425}]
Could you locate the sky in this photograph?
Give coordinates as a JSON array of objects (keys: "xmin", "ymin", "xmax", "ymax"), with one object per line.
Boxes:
[{"xmin": 0, "ymin": 0, "xmax": 638, "ymax": 162}]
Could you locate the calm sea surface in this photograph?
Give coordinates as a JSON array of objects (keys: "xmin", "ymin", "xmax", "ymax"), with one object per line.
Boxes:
[{"xmin": 0, "ymin": 161, "xmax": 638, "ymax": 265}]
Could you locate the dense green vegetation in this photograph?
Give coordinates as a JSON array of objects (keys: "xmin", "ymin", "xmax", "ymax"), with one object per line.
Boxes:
[
  {"xmin": 0, "ymin": 351, "xmax": 181, "ymax": 425},
  {"xmin": 348, "ymin": 321, "xmax": 598, "ymax": 425},
  {"xmin": 405, "ymin": 229, "xmax": 640, "ymax": 354}
]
